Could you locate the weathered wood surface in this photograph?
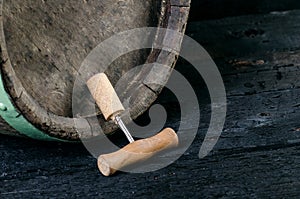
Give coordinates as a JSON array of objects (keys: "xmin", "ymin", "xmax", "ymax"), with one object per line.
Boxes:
[
  {"xmin": 2, "ymin": 0, "xmax": 159, "ymax": 117},
  {"xmin": 189, "ymin": 0, "xmax": 300, "ymax": 21},
  {"xmin": 0, "ymin": 0, "xmax": 191, "ymax": 139},
  {"xmin": 1, "ymin": 5, "xmax": 300, "ymax": 199}
]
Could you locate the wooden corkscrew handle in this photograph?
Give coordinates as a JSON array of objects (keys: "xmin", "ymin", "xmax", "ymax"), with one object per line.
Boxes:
[
  {"xmin": 98, "ymin": 128, "xmax": 179, "ymax": 176},
  {"xmin": 86, "ymin": 73, "xmax": 179, "ymax": 176}
]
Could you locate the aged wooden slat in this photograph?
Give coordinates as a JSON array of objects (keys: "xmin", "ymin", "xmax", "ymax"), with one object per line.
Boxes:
[
  {"xmin": 0, "ymin": 0, "xmax": 191, "ymax": 140},
  {"xmin": 187, "ymin": 10, "xmax": 300, "ymax": 59},
  {"xmin": 2, "ymin": 0, "xmax": 161, "ymax": 117},
  {"xmin": 189, "ymin": 0, "xmax": 300, "ymax": 21},
  {"xmin": 1, "ymin": 53, "xmax": 300, "ymax": 196},
  {"xmin": 1, "ymin": 4, "xmax": 300, "ymax": 197}
]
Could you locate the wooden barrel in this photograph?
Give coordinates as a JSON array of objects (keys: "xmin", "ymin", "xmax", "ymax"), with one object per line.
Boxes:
[{"xmin": 0, "ymin": 0, "xmax": 190, "ymax": 141}]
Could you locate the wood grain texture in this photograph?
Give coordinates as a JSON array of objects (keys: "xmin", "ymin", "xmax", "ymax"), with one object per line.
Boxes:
[
  {"xmin": 0, "ymin": 0, "xmax": 191, "ymax": 139},
  {"xmin": 2, "ymin": 0, "xmax": 159, "ymax": 117},
  {"xmin": 98, "ymin": 128, "xmax": 178, "ymax": 176},
  {"xmin": 1, "ymin": 6, "xmax": 300, "ymax": 197},
  {"xmin": 189, "ymin": 0, "xmax": 300, "ymax": 21}
]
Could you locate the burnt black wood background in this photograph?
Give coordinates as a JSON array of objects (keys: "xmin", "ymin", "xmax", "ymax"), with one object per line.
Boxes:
[{"xmin": 1, "ymin": 1, "xmax": 300, "ymax": 198}]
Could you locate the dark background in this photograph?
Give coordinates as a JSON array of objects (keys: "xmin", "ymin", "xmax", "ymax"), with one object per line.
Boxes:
[{"xmin": 1, "ymin": 1, "xmax": 300, "ymax": 198}]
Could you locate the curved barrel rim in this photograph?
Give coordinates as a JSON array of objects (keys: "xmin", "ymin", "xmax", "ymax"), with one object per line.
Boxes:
[{"xmin": 0, "ymin": 0, "xmax": 191, "ymax": 141}]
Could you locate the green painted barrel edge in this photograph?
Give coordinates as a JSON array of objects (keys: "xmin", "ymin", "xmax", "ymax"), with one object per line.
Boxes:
[{"xmin": 0, "ymin": 71, "xmax": 65, "ymax": 141}]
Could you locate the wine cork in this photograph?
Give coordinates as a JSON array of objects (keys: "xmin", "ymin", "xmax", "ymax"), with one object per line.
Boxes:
[{"xmin": 87, "ymin": 73, "xmax": 125, "ymax": 121}]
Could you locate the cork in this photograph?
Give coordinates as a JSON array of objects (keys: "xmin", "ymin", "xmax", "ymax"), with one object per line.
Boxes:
[{"xmin": 87, "ymin": 73, "xmax": 125, "ymax": 121}]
